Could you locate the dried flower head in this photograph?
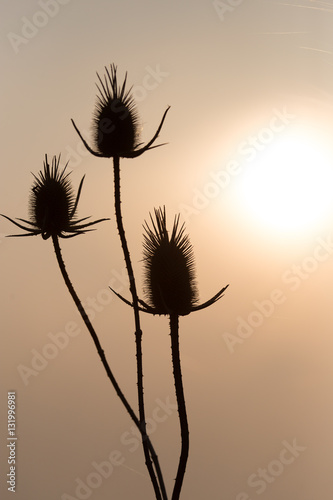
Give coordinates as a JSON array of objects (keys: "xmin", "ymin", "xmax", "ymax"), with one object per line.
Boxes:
[
  {"xmin": 1, "ymin": 154, "xmax": 108, "ymax": 239},
  {"xmin": 109, "ymin": 207, "xmax": 228, "ymax": 315},
  {"xmin": 142, "ymin": 207, "xmax": 198, "ymax": 316},
  {"xmin": 71, "ymin": 64, "xmax": 170, "ymax": 159},
  {"xmin": 93, "ymin": 65, "xmax": 139, "ymax": 157}
]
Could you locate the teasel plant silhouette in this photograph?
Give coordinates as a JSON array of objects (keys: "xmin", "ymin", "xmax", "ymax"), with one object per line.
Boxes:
[
  {"xmin": 111, "ymin": 206, "xmax": 229, "ymax": 500},
  {"xmin": 72, "ymin": 63, "xmax": 170, "ymax": 500},
  {"xmin": 0, "ymin": 154, "xmax": 166, "ymax": 499}
]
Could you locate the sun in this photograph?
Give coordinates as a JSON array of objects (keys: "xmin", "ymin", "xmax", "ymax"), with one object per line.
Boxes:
[{"xmin": 235, "ymin": 127, "xmax": 333, "ymax": 236}]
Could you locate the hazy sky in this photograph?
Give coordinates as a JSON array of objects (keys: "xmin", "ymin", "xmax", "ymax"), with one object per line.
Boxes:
[{"xmin": 2, "ymin": 1, "xmax": 333, "ymax": 499}]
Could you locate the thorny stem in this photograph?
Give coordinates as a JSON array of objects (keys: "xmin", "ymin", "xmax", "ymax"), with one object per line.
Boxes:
[
  {"xmin": 170, "ymin": 313, "xmax": 189, "ymax": 500},
  {"xmin": 52, "ymin": 234, "xmax": 164, "ymax": 497},
  {"xmin": 113, "ymin": 157, "xmax": 168, "ymax": 500}
]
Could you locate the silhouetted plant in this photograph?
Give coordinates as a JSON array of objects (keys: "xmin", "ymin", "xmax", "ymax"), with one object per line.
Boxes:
[
  {"xmin": 143, "ymin": 207, "xmax": 228, "ymax": 499},
  {"xmin": 2, "ymin": 63, "xmax": 230, "ymax": 500},
  {"xmin": 72, "ymin": 64, "xmax": 169, "ymax": 500},
  {"xmin": 0, "ymin": 154, "xmax": 164, "ymax": 498},
  {"xmin": 112, "ymin": 206, "xmax": 229, "ymax": 499}
]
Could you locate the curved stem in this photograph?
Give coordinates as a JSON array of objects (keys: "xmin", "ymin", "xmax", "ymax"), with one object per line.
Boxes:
[
  {"xmin": 51, "ymin": 235, "xmax": 164, "ymax": 497},
  {"xmin": 113, "ymin": 157, "xmax": 167, "ymax": 500},
  {"xmin": 170, "ymin": 313, "xmax": 189, "ymax": 500}
]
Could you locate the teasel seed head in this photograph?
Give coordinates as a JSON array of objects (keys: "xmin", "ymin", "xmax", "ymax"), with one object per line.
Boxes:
[
  {"xmin": 71, "ymin": 64, "xmax": 170, "ymax": 159},
  {"xmin": 143, "ymin": 207, "xmax": 198, "ymax": 316},
  {"xmin": 93, "ymin": 64, "xmax": 139, "ymax": 157},
  {"xmin": 1, "ymin": 154, "xmax": 108, "ymax": 239}
]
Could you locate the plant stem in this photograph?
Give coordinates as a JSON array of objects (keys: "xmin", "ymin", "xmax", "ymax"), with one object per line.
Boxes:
[
  {"xmin": 170, "ymin": 313, "xmax": 189, "ymax": 500},
  {"xmin": 113, "ymin": 157, "xmax": 167, "ymax": 500},
  {"xmin": 52, "ymin": 234, "xmax": 165, "ymax": 498}
]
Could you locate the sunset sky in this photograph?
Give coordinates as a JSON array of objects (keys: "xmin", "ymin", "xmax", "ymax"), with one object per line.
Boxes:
[{"xmin": 2, "ymin": 1, "xmax": 333, "ymax": 499}]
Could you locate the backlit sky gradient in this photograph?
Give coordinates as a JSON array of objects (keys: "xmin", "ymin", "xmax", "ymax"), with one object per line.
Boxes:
[{"xmin": 2, "ymin": 1, "xmax": 333, "ymax": 499}]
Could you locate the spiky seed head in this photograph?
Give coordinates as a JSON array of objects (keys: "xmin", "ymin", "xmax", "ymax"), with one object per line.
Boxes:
[
  {"xmin": 30, "ymin": 156, "xmax": 75, "ymax": 239},
  {"xmin": 93, "ymin": 64, "xmax": 139, "ymax": 157},
  {"xmin": 1, "ymin": 154, "xmax": 108, "ymax": 239},
  {"xmin": 143, "ymin": 207, "xmax": 198, "ymax": 316}
]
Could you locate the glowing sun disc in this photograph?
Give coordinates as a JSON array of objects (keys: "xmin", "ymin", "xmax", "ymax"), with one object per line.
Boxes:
[{"xmin": 237, "ymin": 129, "xmax": 333, "ymax": 234}]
